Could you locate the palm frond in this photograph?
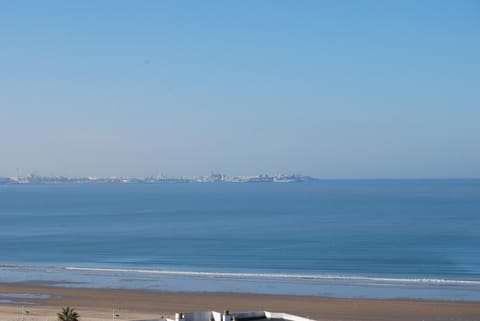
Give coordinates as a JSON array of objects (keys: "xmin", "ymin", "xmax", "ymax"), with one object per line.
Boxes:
[{"xmin": 57, "ymin": 306, "xmax": 79, "ymax": 321}]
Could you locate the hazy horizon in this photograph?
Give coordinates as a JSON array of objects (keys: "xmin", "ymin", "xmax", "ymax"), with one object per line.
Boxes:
[
  {"xmin": 1, "ymin": 1, "xmax": 479, "ymax": 179},
  {"xmin": 2, "ymin": 170, "xmax": 480, "ymax": 180}
]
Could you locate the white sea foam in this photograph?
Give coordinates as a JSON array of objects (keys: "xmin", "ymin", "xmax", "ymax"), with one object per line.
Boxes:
[{"xmin": 65, "ymin": 267, "xmax": 480, "ymax": 286}]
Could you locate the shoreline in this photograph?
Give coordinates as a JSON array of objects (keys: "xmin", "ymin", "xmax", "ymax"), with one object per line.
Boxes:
[
  {"xmin": 0, "ymin": 283, "xmax": 479, "ymax": 321},
  {"xmin": 4, "ymin": 264, "xmax": 480, "ymax": 301},
  {"xmin": 4, "ymin": 280, "xmax": 480, "ymax": 303}
]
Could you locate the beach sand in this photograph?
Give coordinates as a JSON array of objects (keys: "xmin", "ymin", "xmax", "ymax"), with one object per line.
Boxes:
[{"xmin": 0, "ymin": 283, "xmax": 479, "ymax": 321}]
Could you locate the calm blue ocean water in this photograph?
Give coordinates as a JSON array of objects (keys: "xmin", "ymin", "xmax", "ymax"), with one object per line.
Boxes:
[{"xmin": 1, "ymin": 180, "xmax": 479, "ymax": 300}]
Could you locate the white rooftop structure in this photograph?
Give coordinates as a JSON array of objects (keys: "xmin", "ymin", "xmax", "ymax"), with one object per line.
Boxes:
[{"xmin": 151, "ymin": 310, "xmax": 316, "ymax": 321}]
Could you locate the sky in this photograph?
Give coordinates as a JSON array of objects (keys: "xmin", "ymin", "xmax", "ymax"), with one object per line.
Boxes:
[{"xmin": 0, "ymin": 1, "xmax": 479, "ymax": 178}]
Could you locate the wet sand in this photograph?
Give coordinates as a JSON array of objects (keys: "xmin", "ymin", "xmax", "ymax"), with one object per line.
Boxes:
[{"xmin": 0, "ymin": 283, "xmax": 479, "ymax": 321}]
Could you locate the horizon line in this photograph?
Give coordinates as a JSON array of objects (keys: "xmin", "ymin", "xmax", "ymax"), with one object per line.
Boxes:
[{"xmin": 1, "ymin": 173, "xmax": 479, "ymax": 181}]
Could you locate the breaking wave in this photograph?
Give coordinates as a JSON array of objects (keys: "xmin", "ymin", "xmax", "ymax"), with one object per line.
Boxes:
[{"xmin": 65, "ymin": 266, "xmax": 480, "ymax": 286}]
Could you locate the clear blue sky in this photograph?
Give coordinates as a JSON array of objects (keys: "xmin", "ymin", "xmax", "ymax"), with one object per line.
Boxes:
[{"xmin": 0, "ymin": 1, "xmax": 479, "ymax": 178}]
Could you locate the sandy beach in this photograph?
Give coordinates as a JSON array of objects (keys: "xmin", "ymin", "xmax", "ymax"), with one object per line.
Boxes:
[{"xmin": 0, "ymin": 283, "xmax": 479, "ymax": 321}]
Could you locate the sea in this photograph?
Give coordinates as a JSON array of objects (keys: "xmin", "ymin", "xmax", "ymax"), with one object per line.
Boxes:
[{"xmin": 0, "ymin": 180, "xmax": 479, "ymax": 301}]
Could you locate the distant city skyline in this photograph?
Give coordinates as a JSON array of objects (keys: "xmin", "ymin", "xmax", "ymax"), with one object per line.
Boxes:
[
  {"xmin": 1, "ymin": 1, "xmax": 479, "ymax": 178},
  {"xmin": 0, "ymin": 172, "xmax": 317, "ymax": 184}
]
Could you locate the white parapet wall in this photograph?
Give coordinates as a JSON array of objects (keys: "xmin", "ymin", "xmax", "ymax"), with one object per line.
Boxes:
[
  {"xmin": 265, "ymin": 312, "xmax": 315, "ymax": 321},
  {"xmin": 212, "ymin": 311, "xmax": 222, "ymax": 321}
]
